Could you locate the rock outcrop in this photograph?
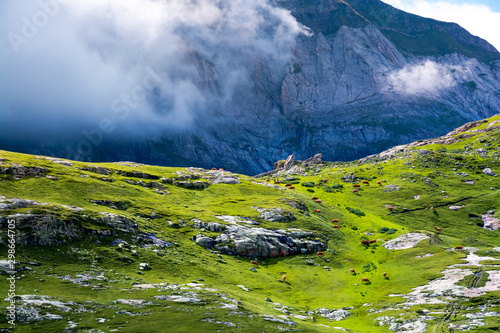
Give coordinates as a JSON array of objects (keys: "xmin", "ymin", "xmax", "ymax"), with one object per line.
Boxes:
[{"xmin": 194, "ymin": 225, "xmax": 326, "ymax": 258}]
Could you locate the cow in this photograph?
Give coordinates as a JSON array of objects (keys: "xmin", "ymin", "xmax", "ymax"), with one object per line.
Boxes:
[
  {"xmin": 274, "ymin": 181, "xmax": 281, "ymax": 184},
  {"xmin": 377, "ymin": 181, "xmax": 382, "ymax": 185},
  {"xmin": 285, "ymin": 183, "xmax": 292, "ymax": 187},
  {"xmin": 219, "ymin": 168, "xmax": 224, "ymax": 171},
  {"xmin": 250, "ymin": 260, "xmax": 259, "ymax": 267},
  {"xmin": 282, "ymin": 275, "xmax": 286, "ymax": 282},
  {"xmin": 349, "ymin": 268, "xmax": 355, "ymax": 274},
  {"xmin": 211, "ymin": 168, "xmax": 217, "ymax": 170},
  {"xmin": 279, "ymin": 251, "xmax": 286, "ymax": 257},
  {"xmin": 289, "ymin": 186, "xmax": 295, "ymax": 190},
  {"xmin": 353, "ymin": 184, "xmax": 361, "ymax": 188},
  {"xmin": 312, "ymin": 197, "xmax": 319, "ymax": 200},
  {"xmin": 333, "ymin": 225, "xmax": 340, "ymax": 229},
  {"xmin": 315, "ymin": 209, "xmax": 321, "ymax": 213},
  {"xmin": 362, "ymin": 181, "xmax": 370, "ymax": 185},
  {"xmin": 435, "ymin": 227, "xmax": 442, "ymax": 232},
  {"xmin": 266, "ymin": 179, "xmax": 271, "ymax": 182},
  {"xmin": 331, "ymin": 219, "xmax": 339, "ymax": 223},
  {"xmin": 430, "ymin": 206, "xmax": 435, "ymax": 211},
  {"xmin": 353, "ymin": 189, "xmax": 359, "ymax": 194},
  {"xmin": 455, "ymin": 246, "xmax": 463, "ymax": 250},
  {"xmin": 317, "ymin": 252, "xmax": 325, "ymax": 257},
  {"xmin": 388, "ymin": 206, "xmax": 394, "ymax": 212},
  {"xmin": 369, "ymin": 240, "xmax": 376, "ymax": 244},
  {"xmin": 361, "ymin": 240, "xmax": 370, "ymax": 246},
  {"xmin": 362, "ymin": 278, "xmax": 370, "ymax": 284},
  {"xmin": 383, "ymin": 272, "xmax": 387, "ymax": 278},
  {"xmin": 315, "ymin": 199, "xmax": 322, "ymax": 204},
  {"xmin": 323, "ymin": 179, "xmax": 328, "ymax": 183}
]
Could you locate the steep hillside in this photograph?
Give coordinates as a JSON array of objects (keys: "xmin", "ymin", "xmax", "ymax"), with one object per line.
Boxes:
[
  {"xmin": 2, "ymin": 0, "xmax": 500, "ymax": 175},
  {"xmin": 1, "ymin": 115, "xmax": 499, "ymax": 332}
]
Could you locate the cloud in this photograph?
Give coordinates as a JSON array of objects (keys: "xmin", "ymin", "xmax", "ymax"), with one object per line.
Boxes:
[
  {"xmin": 386, "ymin": 60, "xmax": 462, "ymax": 95},
  {"xmin": 382, "ymin": 0, "xmax": 500, "ymax": 52},
  {"xmin": 0, "ymin": 0, "xmax": 308, "ymax": 142}
]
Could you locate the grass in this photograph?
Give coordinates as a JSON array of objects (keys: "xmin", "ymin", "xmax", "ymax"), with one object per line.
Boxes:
[{"xmin": 0, "ymin": 115, "xmax": 500, "ymax": 331}]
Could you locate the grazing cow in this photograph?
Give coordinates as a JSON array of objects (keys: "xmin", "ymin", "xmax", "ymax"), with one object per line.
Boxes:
[
  {"xmin": 353, "ymin": 184, "xmax": 361, "ymax": 188},
  {"xmin": 279, "ymin": 251, "xmax": 286, "ymax": 257},
  {"xmin": 274, "ymin": 181, "xmax": 281, "ymax": 184},
  {"xmin": 388, "ymin": 206, "xmax": 394, "ymax": 212},
  {"xmin": 383, "ymin": 272, "xmax": 387, "ymax": 278},
  {"xmin": 353, "ymin": 189, "xmax": 359, "ymax": 194},
  {"xmin": 282, "ymin": 275, "xmax": 286, "ymax": 282},
  {"xmin": 435, "ymin": 227, "xmax": 442, "ymax": 232},
  {"xmin": 315, "ymin": 199, "xmax": 322, "ymax": 204},
  {"xmin": 317, "ymin": 252, "xmax": 325, "ymax": 257},
  {"xmin": 369, "ymin": 240, "xmax": 376, "ymax": 244},
  {"xmin": 362, "ymin": 278, "xmax": 370, "ymax": 283},
  {"xmin": 332, "ymin": 219, "xmax": 339, "ymax": 223},
  {"xmin": 323, "ymin": 179, "xmax": 328, "ymax": 183},
  {"xmin": 362, "ymin": 181, "xmax": 370, "ymax": 185},
  {"xmin": 219, "ymin": 168, "xmax": 224, "ymax": 171},
  {"xmin": 377, "ymin": 181, "xmax": 382, "ymax": 185},
  {"xmin": 350, "ymin": 268, "xmax": 355, "ymax": 274},
  {"xmin": 455, "ymin": 246, "xmax": 463, "ymax": 250},
  {"xmin": 333, "ymin": 225, "xmax": 340, "ymax": 229},
  {"xmin": 211, "ymin": 168, "xmax": 217, "ymax": 170},
  {"xmin": 266, "ymin": 179, "xmax": 271, "ymax": 182},
  {"xmin": 312, "ymin": 197, "xmax": 319, "ymax": 200},
  {"xmin": 250, "ymin": 260, "xmax": 259, "ymax": 267},
  {"xmin": 430, "ymin": 206, "xmax": 435, "ymax": 211},
  {"xmin": 361, "ymin": 240, "xmax": 370, "ymax": 246},
  {"xmin": 289, "ymin": 186, "xmax": 295, "ymax": 190},
  {"xmin": 315, "ymin": 209, "xmax": 321, "ymax": 213}
]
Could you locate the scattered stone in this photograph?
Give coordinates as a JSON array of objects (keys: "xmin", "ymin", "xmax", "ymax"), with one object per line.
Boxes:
[
  {"xmin": 383, "ymin": 233, "xmax": 429, "ymax": 250},
  {"xmin": 315, "ymin": 308, "xmax": 351, "ymax": 321},
  {"xmin": 383, "ymin": 185, "xmax": 400, "ymax": 192},
  {"xmin": 265, "ymin": 297, "xmax": 272, "ymax": 302},
  {"xmin": 449, "ymin": 205, "xmax": 464, "ymax": 211},
  {"xmin": 253, "ymin": 207, "xmax": 296, "ymax": 222},
  {"xmin": 482, "ymin": 214, "xmax": 500, "ymax": 231},
  {"xmin": 483, "ymin": 168, "xmax": 497, "ymax": 176}
]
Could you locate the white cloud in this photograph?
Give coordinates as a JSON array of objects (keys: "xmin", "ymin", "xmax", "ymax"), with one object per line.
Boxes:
[
  {"xmin": 387, "ymin": 60, "xmax": 461, "ymax": 95},
  {"xmin": 382, "ymin": 0, "xmax": 500, "ymax": 52}
]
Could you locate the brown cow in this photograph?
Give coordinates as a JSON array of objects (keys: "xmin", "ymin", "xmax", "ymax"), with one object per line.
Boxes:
[
  {"xmin": 349, "ymin": 268, "xmax": 355, "ymax": 274},
  {"xmin": 331, "ymin": 219, "xmax": 339, "ymax": 223},
  {"xmin": 383, "ymin": 272, "xmax": 387, "ymax": 278},
  {"xmin": 332, "ymin": 225, "xmax": 340, "ymax": 229},
  {"xmin": 315, "ymin": 209, "xmax": 321, "ymax": 213},
  {"xmin": 317, "ymin": 252, "xmax": 325, "ymax": 257},
  {"xmin": 211, "ymin": 168, "xmax": 217, "ymax": 170},
  {"xmin": 455, "ymin": 246, "xmax": 463, "ymax": 250},
  {"xmin": 362, "ymin": 278, "xmax": 370, "ymax": 283},
  {"xmin": 362, "ymin": 181, "xmax": 370, "ymax": 185},
  {"xmin": 285, "ymin": 183, "xmax": 292, "ymax": 187},
  {"xmin": 219, "ymin": 168, "xmax": 224, "ymax": 171},
  {"xmin": 369, "ymin": 240, "xmax": 376, "ymax": 244},
  {"xmin": 388, "ymin": 206, "xmax": 394, "ymax": 211},
  {"xmin": 377, "ymin": 181, "xmax": 382, "ymax": 185},
  {"xmin": 250, "ymin": 260, "xmax": 259, "ymax": 267},
  {"xmin": 361, "ymin": 240, "xmax": 370, "ymax": 246},
  {"xmin": 435, "ymin": 227, "xmax": 442, "ymax": 232},
  {"xmin": 278, "ymin": 251, "xmax": 286, "ymax": 257},
  {"xmin": 353, "ymin": 189, "xmax": 359, "ymax": 194},
  {"xmin": 266, "ymin": 179, "xmax": 271, "ymax": 182},
  {"xmin": 274, "ymin": 181, "xmax": 281, "ymax": 184},
  {"xmin": 430, "ymin": 206, "xmax": 435, "ymax": 211},
  {"xmin": 289, "ymin": 186, "xmax": 295, "ymax": 190},
  {"xmin": 312, "ymin": 197, "xmax": 319, "ymax": 200},
  {"xmin": 315, "ymin": 199, "xmax": 322, "ymax": 204},
  {"xmin": 282, "ymin": 275, "xmax": 286, "ymax": 282},
  {"xmin": 323, "ymin": 179, "xmax": 328, "ymax": 183},
  {"xmin": 353, "ymin": 184, "xmax": 361, "ymax": 188}
]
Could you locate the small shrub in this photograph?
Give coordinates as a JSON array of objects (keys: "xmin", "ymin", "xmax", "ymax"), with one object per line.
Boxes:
[
  {"xmin": 301, "ymin": 182, "xmax": 315, "ymax": 188},
  {"xmin": 346, "ymin": 207, "xmax": 365, "ymax": 217},
  {"xmin": 351, "ymin": 226, "xmax": 358, "ymax": 230},
  {"xmin": 307, "ymin": 189, "xmax": 315, "ymax": 193}
]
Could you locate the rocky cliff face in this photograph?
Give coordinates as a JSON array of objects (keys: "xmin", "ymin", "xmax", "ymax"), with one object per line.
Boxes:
[{"xmin": 7, "ymin": 0, "xmax": 500, "ymax": 175}]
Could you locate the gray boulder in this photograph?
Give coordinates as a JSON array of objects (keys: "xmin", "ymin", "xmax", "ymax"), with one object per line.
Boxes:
[
  {"xmin": 483, "ymin": 168, "xmax": 497, "ymax": 176},
  {"xmin": 254, "ymin": 207, "xmax": 296, "ymax": 222}
]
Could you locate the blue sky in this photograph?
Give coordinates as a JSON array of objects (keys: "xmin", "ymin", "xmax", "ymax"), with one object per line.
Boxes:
[{"xmin": 382, "ymin": 0, "xmax": 500, "ymax": 51}]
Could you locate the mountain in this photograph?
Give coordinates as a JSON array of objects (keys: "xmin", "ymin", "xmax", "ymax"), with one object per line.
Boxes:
[
  {"xmin": 2, "ymin": 0, "xmax": 500, "ymax": 175},
  {"xmin": 1, "ymin": 114, "xmax": 499, "ymax": 331}
]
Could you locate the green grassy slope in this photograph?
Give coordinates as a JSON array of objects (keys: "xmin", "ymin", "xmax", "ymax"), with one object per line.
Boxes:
[{"xmin": 0, "ymin": 115, "xmax": 499, "ymax": 332}]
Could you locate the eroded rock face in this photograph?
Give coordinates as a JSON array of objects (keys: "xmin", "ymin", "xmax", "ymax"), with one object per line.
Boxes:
[
  {"xmin": 0, "ymin": 164, "xmax": 49, "ymax": 179},
  {"xmin": 383, "ymin": 233, "xmax": 429, "ymax": 250},
  {"xmin": 253, "ymin": 207, "xmax": 296, "ymax": 222},
  {"xmin": 100, "ymin": 213, "xmax": 138, "ymax": 233},
  {"xmin": 194, "ymin": 225, "xmax": 326, "ymax": 258},
  {"xmin": 482, "ymin": 214, "xmax": 500, "ymax": 231}
]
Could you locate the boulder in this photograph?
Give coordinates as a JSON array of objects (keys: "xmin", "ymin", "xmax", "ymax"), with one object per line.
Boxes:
[
  {"xmin": 0, "ymin": 164, "xmax": 49, "ymax": 179},
  {"xmin": 100, "ymin": 213, "xmax": 138, "ymax": 233},
  {"xmin": 483, "ymin": 168, "xmax": 497, "ymax": 176},
  {"xmin": 254, "ymin": 207, "xmax": 296, "ymax": 222},
  {"xmin": 191, "ymin": 219, "xmax": 225, "ymax": 232},
  {"xmin": 302, "ymin": 154, "xmax": 322, "ymax": 167}
]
